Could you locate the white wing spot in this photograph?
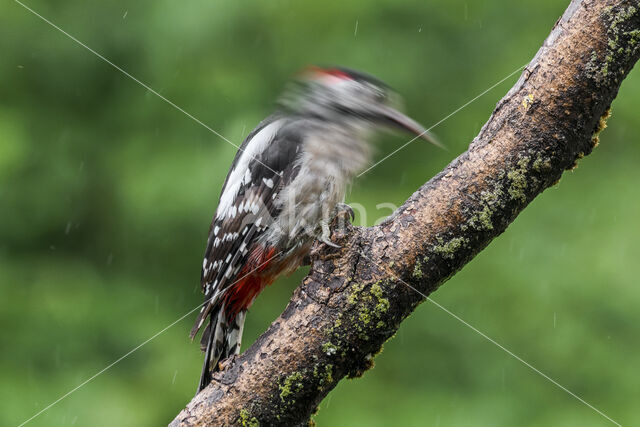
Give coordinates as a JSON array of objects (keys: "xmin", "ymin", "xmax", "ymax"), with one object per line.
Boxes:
[
  {"xmin": 263, "ymin": 177, "xmax": 274, "ymax": 188},
  {"xmin": 243, "ymin": 169, "xmax": 252, "ymax": 185},
  {"xmin": 217, "ymin": 120, "xmax": 284, "ymax": 217}
]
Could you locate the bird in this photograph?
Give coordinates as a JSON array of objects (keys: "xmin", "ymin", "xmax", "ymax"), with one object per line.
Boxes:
[{"xmin": 190, "ymin": 66, "xmax": 440, "ymax": 393}]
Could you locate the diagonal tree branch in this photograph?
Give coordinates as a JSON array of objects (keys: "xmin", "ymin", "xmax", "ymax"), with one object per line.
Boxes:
[{"xmin": 171, "ymin": 1, "xmax": 640, "ymax": 425}]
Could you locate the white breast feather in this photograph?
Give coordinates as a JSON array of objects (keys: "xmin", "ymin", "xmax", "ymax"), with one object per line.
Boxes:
[{"xmin": 263, "ymin": 126, "xmax": 371, "ymax": 246}]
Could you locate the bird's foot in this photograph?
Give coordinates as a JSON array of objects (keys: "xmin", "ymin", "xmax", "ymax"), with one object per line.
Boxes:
[
  {"xmin": 336, "ymin": 202, "xmax": 355, "ymax": 222},
  {"xmin": 318, "ymin": 203, "xmax": 356, "ymax": 248},
  {"xmin": 217, "ymin": 355, "xmax": 237, "ymax": 371},
  {"xmin": 321, "ymin": 221, "xmax": 341, "ymax": 248},
  {"xmin": 320, "ymin": 237, "xmax": 341, "ymax": 248}
]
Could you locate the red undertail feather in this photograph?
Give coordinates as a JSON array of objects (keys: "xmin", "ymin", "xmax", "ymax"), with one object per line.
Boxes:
[{"xmin": 223, "ymin": 246, "xmax": 278, "ymax": 318}]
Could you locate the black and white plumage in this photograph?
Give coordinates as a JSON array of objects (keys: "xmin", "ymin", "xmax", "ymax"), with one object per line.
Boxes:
[{"xmin": 191, "ymin": 66, "xmax": 440, "ymax": 393}]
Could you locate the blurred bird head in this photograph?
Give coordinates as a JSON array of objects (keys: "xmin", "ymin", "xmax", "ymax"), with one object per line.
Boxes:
[{"xmin": 278, "ymin": 66, "xmax": 442, "ymax": 147}]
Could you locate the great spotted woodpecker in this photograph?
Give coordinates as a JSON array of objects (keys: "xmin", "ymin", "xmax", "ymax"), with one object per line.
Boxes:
[{"xmin": 191, "ymin": 66, "xmax": 439, "ymax": 392}]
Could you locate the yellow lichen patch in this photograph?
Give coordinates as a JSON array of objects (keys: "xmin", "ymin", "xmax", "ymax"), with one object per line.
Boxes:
[
  {"xmin": 592, "ymin": 108, "xmax": 612, "ymax": 148},
  {"xmin": 521, "ymin": 93, "xmax": 534, "ymax": 110},
  {"xmin": 569, "ymin": 152, "xmax": 585, "ymax": 172}
]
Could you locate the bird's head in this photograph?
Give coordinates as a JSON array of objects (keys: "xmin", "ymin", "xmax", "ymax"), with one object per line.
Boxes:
[{"xmin": 278, "ymin": 66, "xmax": 441, "ymax": 147}]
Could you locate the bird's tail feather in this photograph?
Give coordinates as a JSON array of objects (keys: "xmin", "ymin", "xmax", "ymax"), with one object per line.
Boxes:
[{"xmin": 197, "ymin": 306, "xmax": 246, "ymax": 393}]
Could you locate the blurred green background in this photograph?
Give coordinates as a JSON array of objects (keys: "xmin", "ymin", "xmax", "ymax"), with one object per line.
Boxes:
[{"xmin": 1, "ymin": 0, "xmax": 638, "ymax": 426}]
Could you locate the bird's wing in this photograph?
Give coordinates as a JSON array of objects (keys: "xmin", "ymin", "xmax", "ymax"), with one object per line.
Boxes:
[{"xmin": 190, "ymin": 116, "xmax": 302, "ymax": 338}]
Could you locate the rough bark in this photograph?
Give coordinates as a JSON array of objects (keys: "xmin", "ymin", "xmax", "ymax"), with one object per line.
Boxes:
[{"xmin": 172, "ymin": 1, "xmax": 640, "ymax": 425}]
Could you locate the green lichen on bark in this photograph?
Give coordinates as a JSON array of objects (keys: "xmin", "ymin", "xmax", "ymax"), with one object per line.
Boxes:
[
  {"xmin": 370, "ymin": 283, "xmax": 390, "ymax": 317},
  {"xmin": 532, "ymin": 156, "xmax": 552, "ymax": 172},
  {"xmin": 239, "ymin": 409, "xmax": 259, "ymax": 427},
  {"xmin": 587, "ymin": 4, "xmax": 640, "ymax": 82},
  {"xmin": 273, "ymin": 363, "xmax": 335, "ymax": 422},
  {"xmin": 468, "ymin": 186, "xmax": 505, "ymax": 231},
  {"xmin": 506, "ymin": 157, "xmax": 530, "ymax": 202},
  {"xmin": 313, "ymin": 364, "xmax": 334, "ymax": 391},
  {"xmin": 346, "ymin": 283, "xmax": 365, "ymax": 305},
  {"xmin": 279, "ymin": 371, "xmax": 304, "ymax": 402},
  {"xmin": 349, "ymin": 281, "xmax": 390, "ymax": 334},
  {"xmin": 344, "ymin": 282, "xmax": 390, "ymax": 331},
  {"xmin": 433, "ymin": 236, "xmax": 468, "ymax": 259},
  {"xmin": 320, "ymin": 280, "xmax": 393, "ymax": 381},
  {"xmin": 412, "ymin": 260, "xmax": 423, "ymax": 278},
  {"xmin": 470, "ymin": 204, "xmax": 494, "ymax": 230},
  {"xmin": 326, "ymin": 313, "xmax": 342, "ymax": 335},
  {"xmin": 322, "ymin": 342, "xmax": 338, "ymax": 356}
]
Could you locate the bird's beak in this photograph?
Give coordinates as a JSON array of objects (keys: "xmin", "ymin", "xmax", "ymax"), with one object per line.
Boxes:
[{"xmin": 377, "ymin": 105, "xmax": 446, "ymax": 150}]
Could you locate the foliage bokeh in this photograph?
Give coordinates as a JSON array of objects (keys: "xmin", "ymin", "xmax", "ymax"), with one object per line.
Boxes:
[{"xmin": 1, "ymin": 0, "xmax": 639, "ymax": 425}]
